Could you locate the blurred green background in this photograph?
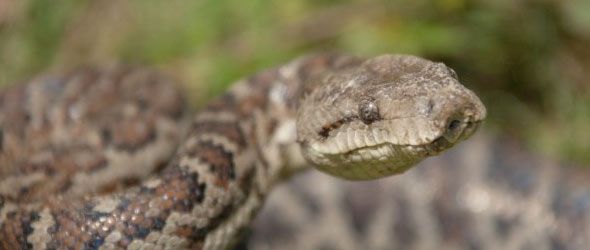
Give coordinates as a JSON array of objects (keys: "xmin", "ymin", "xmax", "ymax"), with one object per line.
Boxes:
[{"xmin": 0, "ymin": 0, "xmax": 589, "ymax": 166}]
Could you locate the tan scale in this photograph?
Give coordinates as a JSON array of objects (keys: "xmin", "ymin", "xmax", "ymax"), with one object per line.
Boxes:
[{"xmin": 0, "ymin": 54, "xmax": 486, "ymax": 249}]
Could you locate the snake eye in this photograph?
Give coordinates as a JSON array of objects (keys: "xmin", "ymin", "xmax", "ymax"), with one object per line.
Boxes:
[{"xmin": 359, "ymin": 99, "xmax": 380, "ymax": 124}]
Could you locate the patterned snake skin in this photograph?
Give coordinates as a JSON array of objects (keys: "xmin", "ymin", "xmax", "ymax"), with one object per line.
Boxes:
[
  {"xmin": 0, "ymin": 54, "xmax": 487, "ymax": 249},
  {"xmin": 244, "ymin": 133, "xmax": 590, "ymax": 250}
]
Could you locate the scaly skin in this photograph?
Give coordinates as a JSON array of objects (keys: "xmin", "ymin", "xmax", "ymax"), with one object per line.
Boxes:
[
  {"xmin": 246, "ymin": 133, "xmax": 590, "ymax": 250},
  {"xmin": 0, "ymin": 54, "xmax": 484, "ymax": 249}
]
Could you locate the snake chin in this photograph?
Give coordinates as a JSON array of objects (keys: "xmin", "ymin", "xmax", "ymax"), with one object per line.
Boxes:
[{"xmin": 302, "ymin": 141, "xmax": 425, "ymax": 180}]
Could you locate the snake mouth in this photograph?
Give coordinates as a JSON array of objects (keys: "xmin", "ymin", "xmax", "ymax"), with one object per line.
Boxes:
[
  {"xmin": 303, "ymin": 120, "xmax": 482, "ymax": 180},
  {"xmin": 340, "ymin": 135, "xmax": 451, "ymax": 162},
  {"xmin": 339, "ymin": 120, "xmax": 481, "ymax": 162},
  {"xmin": 308, "ymin": 130, "xmax": 456, "ymax": 163},
  {"xmin": 424, "ymin": 136, "xmax": 452, "ymax": 156},
  {"xmin": 308, "ymin": 140, "xmax": 441, "ymax": 180}
]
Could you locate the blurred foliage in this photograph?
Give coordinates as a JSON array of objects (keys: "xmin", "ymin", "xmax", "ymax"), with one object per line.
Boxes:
[{"xmin": 0, "ymin": 0, "xmax": 589, "ymax": 165}]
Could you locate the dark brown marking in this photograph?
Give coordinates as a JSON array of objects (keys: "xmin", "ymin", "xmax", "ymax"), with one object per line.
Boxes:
[
  {"xmin": 237, "ymin": 94, "xmax": 268, "ymax": 118},
  {"xmin": 38, "ymin": 167, "xmax": 207, "ymax": 249},
  {"xmin": 246, "ymin": 69, "xmax": 279, "ymax": 91},
  {"xmin": 0, "ymin": 65, "xmax": 194, "ymax": 249},
  {"xmin": 157, "ymin": 167, "xmax": 206, "ymax": 211},
  {"xmin": 47, "ymin": 201, "xmax": 93, "ymax": 249},
  {"xmin": 187, "ymin": 141, "xmax": 235, "ymax": 188},
  {"xmin": 109, "ymin": 119, "xmax": 157, "ymax": 152},
  {"xmin": 5, "ymin": 146, "xmax": 110, "ymax": 203},
  {"xmin": 192, "ymin": 121, "xmax": 247, "ymax": 149},
  {"xmin": 0, "ymin": 211, "xmax": 37, "ymax": 250},
  {"xmin": 318, "ymin": 115, "xmax": 358, "ymax": 139},
  {"xmin": 172, "ymin": 200, "xmax": 237, "ymax": 247},
  {"xmin": 6, "ymin": 164, "xmax": 202, "ymax": 249},
  {"xmin": 207, "ymin": 93, "xmax": 237, "ymax": 112}
]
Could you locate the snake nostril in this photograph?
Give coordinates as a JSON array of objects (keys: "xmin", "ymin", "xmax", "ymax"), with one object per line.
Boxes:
[{"xmin": 448, "ymin": 120, "xmax": 461, "ymax": 130}]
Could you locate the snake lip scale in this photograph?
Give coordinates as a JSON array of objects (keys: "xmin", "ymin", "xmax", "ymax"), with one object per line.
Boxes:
[
  {"xmin": 342, "ymin": 118, "xmax": 482, "ymax": 159},
  {"xmin": 0, "ymin": 53, "xmax": 485, "ymax": 249}
]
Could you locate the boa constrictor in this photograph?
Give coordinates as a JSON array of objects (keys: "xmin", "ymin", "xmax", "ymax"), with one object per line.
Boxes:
[{"xmin": 0, "ymin": 54, "xmax": 486, "ymax": 249}]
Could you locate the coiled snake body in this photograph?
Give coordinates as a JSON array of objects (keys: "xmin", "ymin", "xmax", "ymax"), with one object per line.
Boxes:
[{"xmin": 0, "ymin": 54, "xmax": 486, "ymax": 249}]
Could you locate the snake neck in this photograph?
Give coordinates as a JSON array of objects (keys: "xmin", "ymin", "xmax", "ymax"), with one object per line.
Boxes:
[
  {"xmin": 197, "ymin": 54, "xmax": 365, "ymax": 192},
  {"xmin": 0, "ymin": 55, "xmax": 365, "ymax": 250},
  {"xmin": 157, "ymin": 54, "xmax": 366, "ymax": 248}
]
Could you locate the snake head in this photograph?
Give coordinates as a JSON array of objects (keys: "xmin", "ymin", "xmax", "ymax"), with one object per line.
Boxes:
[{"xmin": 296, "ymin": 54, "xmax": 486, "ymax": 180}]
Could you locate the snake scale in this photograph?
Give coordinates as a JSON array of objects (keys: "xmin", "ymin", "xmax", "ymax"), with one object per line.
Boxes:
[
  {"xmin": 245, "ymin": 133, "xmax": 590, "ymax": 250},
  {"xmin": 0, "ymin": 54, "xmax": 488, "ymax": 249}
]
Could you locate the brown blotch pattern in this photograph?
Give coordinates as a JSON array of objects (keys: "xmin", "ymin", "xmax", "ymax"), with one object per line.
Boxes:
[
  {"xmin": 187, "ymin": 141, "xmax": 236, "ymax": 188},
  {"xmin": 0, "ymin": 211, "xmax": 38, "ymax": 250},
  {"xmin": 0, "ymin": 55, "xmax": 390, "ymax": 249},
  {"xmin": 28, "ymin": 166, "xmax": 208, "ymax": 249},
  {"xmin": 105, "ymin": 118, "xmax": 157, "ymax": 152},
  {"xmin": 192, "ymin": 121, "xmax": 247, "ymax": 149},
  {"xmin": 6, "ymin": 147, "xmax": 108, "ymax": 202},
  {"xmin": 318, "ymin": 115, "xmax": 357, "ymax": 139},
  {"xmin": 207, "ymin": 93, "xmax": 237, "ymax": 113}
]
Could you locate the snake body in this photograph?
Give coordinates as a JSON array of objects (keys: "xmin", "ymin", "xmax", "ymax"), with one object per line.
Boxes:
[
  {"xmin": 246, "ymin": 133, "xmax": 590, "ymax": 250},
  {"xmin": 0, "ymin": 54, "xmax": 485, "ymax": 249}
]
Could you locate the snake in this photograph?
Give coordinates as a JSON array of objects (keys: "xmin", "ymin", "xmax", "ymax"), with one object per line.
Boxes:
[
  {"xmin": 245, "ymin": 133, "xmax": 590, "ymax": 250},
  {"xmin": 0, "ymin": 54, "xmax": 486, "ymax": 249}
]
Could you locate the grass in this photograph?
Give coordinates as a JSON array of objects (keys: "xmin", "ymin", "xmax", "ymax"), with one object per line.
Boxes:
[{"xmin": 0, "ymin": 0, "xmax": 589, "ymax": 166}]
